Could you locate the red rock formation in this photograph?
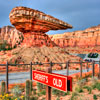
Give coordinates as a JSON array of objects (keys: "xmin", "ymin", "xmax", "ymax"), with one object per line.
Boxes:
[
  {"xmin": 21, "ymin": 32, "xmax": 56, "ymax": 47},
  {"xmin": 50, "ymin": 25, "xmax": 100, "ymax": 47},
  {"xmin": 0, "ymin": 26, "xmax": 23, "ymax": 48},
  {"xmin": 9, "ymin": 6, "xmax": 72, "ymax": 47}
]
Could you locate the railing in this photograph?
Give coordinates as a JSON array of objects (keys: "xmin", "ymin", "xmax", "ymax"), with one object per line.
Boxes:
[{"xmin": 0, "ymin": 60, "xmax": 100, "ymax": 93}]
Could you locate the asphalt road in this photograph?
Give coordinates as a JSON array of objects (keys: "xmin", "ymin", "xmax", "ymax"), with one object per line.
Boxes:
[{"xmin": 0, "ymin": 68, "xmax": 91, "ymax": 85}]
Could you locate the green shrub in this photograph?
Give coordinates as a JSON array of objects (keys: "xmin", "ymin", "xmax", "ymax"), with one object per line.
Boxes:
[
  {"xmin": 40, "ymin": 90, "xmax": 46, "ymax": 95},
  {"xmin": 30, "ymin": 96, "xmax": 38, "ymax": 100},
  {"xmin": 56, "ymin": 96, "xmax": 60, "ymax": 100},
  {"xmin": 37, "ymin": 82, "xmax": 44, "ymax": 92},
  {"xmin": 33, "ymin": 89, "xmax": 36, "ymax": 95},
  {"xmin": 77, "ymin": 79, "xmax": 86, "ymax": 87},
  {"xmin": 93, "ymin": 94, "xmax": 97, "ymax": 100},
  {"xmin": 83, "ymin": 86, "xmax": 92, "ymax": 94},
  {"xmin": 92, "ymin": 82, "xmax": 100, "ymax": 91},
  {"xmin": 41, "ymin": 98, "xmax": 45, "ymax": 100},
  {"xmin": 0, "ymin": 40, "xmax": 12, "ymax": 51},
  {"xmin": 91, "ymin": 77, "xmax": 98, "ymax": 85},
  {"xmin": 70, "ymin": 92, "xmax": 78, "ymax": 100},
  {"xmin": 75, "ymin": 86, "xmax": 83, "ymax": 93},
  {"xmin": 11, "ymin": 85, "xmax": 22, "ymax": 97},
  {"xmin": 52, "ymin": 88, "xmax": 67, "ymax": 96}
]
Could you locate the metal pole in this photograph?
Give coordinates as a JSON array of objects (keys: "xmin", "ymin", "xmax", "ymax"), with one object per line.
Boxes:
[
  {"xmin": 99, "ymin": 61, "xmax": 100, "ymax": 79},
  {"xmin": 30, "ymin": 62, "xmax": 32, "ymax": 80},
  {"xmin": 46, "ymin": 62, "xmax": 52, "ymax": 100},
  {"xmin": 92, "ymin": 61, "xmax": 95, "ymax": 78},
  {"xmin": 66, "ymin": 61, "xmax": 69, "ymax": 76},
  {"xmin": 6, "ymin": 61, "xmax": 8, "ymax": 93},
  {"xmin": 80, "ymin": 60, "xmax": 82, "ymax": 78}
]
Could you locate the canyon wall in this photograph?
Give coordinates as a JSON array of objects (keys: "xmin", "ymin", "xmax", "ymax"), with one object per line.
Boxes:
[{"xmin": 50, "ymin": 25, "xmax": 100, "ymax": 47}]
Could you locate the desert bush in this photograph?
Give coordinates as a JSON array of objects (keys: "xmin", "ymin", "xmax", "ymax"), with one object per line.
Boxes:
[
  {"xmin": 91, "ymin": 77, "xmax": 98, "ymax": 85},
  {"xmin": 92, "ymin": 82, "xmax": 100, "ymax": 91},
  {"xmin": 75, "ymin": 86, "xmax": 83, "ymax": 93},
  {"xmin": 56, "ymin": 96, "xmax": 60, "ymax": 100},
  {"xmin": 52, "ymin": 88, "xmax": 67, "ymax": 96},
  {"xmin": 93, "ymin": 94, "xmax": 97, "ymax": 100},
  {"xmin": 40, "ymin": 90, "xmax": 46, "ymax": 95},
  {"xmin": 37, "ymin": 82, "xmax": 44, "ymax": 92},
  {"xmin": 11, "ymin": 85, "xmax": 22, "ymax": 97},
  {"xmin": 70, "ymin": 92, "xmax": 78, "ymax": 100},
  {"xmin": 83, "ymin": 86, "xmax": 92, "ymax": 94},
  {"xmin": 0, "ymin": 40, "xmax": 12, "ymax": 51},
  {"xmin": 76, "ymin": 78, "xmax": 86, "ymax": 90},
  {"xmin": 30, "ymin": 96, "xmax": 38, "ymax": 100},
  {"xmin": 41, "ymin": 98, "xmax": 45, "ymax": 100}
]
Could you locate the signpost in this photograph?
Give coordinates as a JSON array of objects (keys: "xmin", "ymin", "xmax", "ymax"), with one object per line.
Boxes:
[{"xmin": 32, "ymin": 70, "xmax": 72, "ymax": 92}]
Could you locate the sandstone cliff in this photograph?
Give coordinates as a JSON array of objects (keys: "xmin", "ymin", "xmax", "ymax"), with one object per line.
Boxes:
[
  {"xmin": 50, "ymin": 25, "xmax": 100, "ymax": 47},
  {"xmin": 0, "ymin": 26, "xmax": 23, "ymax": 48},
  {"xmin": 1, "ymin": 25, "xmax": 100, "ymax": 48}
]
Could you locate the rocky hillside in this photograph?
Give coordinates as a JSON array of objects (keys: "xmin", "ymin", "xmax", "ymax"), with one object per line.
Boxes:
[
  {"xmin": 0, "ymin": 46, "xmax": 82, "ymax": 70},
  {"xmin": 0, "ymin": 26, "xmax": 23, "ymax": 48},
  {"xmin": 50, "ymin": 24, "xmax": 100, "ymax": 47}
]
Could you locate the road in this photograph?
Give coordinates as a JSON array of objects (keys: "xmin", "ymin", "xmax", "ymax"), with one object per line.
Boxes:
[
  {"xmin": 0, "ymin": 68, "xmax": 91, "ymax": 85},
  {"xmin": 71, "ymin": 54, "xmax": 100, "ymax": 63}
]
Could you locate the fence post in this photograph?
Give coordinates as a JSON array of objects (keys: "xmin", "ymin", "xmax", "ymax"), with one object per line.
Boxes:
[
  {"xmin": 46, "ymin": 62, "xmax": 52, "ymax": 100},
  {"xmin": 99, "ymin": 61, "xmax": 100, "ymax": 79},
  {"xmin": 6, "ymin": 61, "xmax": 9, "ymax": 93},
  {"xmin": 87, "ymin": 62, "xmax": 89, "ymax": 72},
  {"xmin": 30, "ymin": 62, "xmax": 32, "ymax": 80},
  {"xmin": 66, "ymin": 61, "xmax": 69, "ymax": 76},
  {"xmin": 80, "ymin": 60, "xmax": 82, "ymax": 78},
  {"xmin": 92, "ymin": 61, "xmax": 95, "ymax": 78}
]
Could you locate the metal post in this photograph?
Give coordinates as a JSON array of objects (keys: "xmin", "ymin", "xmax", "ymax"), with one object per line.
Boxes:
[
  {"xmin": 46, "ymin": 62, "xmax": 52, "ymax": 100},
  {"xmin": 66, "ymin": 61, "xmax": 69, "ymax": 76},
  {"xmin": 99, "ymin": 61, "xmax": 100, "ymax": 79},
  {"xmin": 6, "ymin": 61, "xmax": 8, "ymax": 93},
  {"xmin": 30, "ymin": 62, "xmax": 32, "ymax": 80},
  {"xmin": 80, "ymin": 60, "xmax": 82, "ymax": 78},
  {"xmin": 92, "ymin": 61, "xmax": 95, "ymax": 78}
]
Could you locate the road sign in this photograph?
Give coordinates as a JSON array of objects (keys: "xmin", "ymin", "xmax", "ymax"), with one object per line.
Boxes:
[{"xmin": 32, "ymin": 70, "xmax": 72, "ymax": 92}]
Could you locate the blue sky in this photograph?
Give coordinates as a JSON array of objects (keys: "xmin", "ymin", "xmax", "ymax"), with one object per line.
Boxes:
[{"xmin": 0, "ymin": 0, "xmax": 100, "ymax": 35}]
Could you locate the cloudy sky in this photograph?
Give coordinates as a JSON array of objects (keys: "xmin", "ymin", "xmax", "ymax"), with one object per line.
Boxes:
[{"xmin": 0, "ymin": 0, "xmax": 100, "ymax": 35}]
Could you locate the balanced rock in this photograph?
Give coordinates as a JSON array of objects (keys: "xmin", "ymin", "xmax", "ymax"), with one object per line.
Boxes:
[{"xmin": 9, "ymin": 6, "xmax": 72, "ymax": 47}]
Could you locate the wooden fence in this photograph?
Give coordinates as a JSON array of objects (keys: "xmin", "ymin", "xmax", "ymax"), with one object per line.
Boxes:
[{"xmin": 0, "ymin": 60, "xmax": 100, "ymax": 93}]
